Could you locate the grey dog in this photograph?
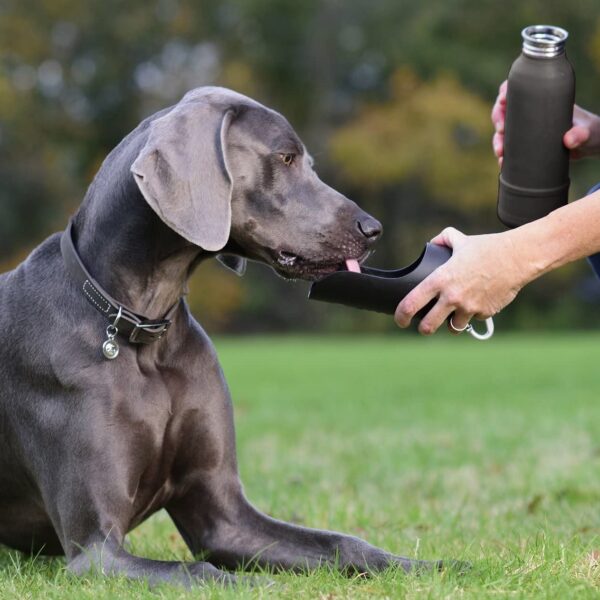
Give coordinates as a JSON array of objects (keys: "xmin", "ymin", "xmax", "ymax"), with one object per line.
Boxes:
[{"xmin": 0, "ymin": 87, "xmax": 437, "ymax": 586}]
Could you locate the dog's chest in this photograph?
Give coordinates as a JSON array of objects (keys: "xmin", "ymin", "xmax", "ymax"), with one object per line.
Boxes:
[{"xmin": 112, "ymin": 368, "xmax": 225, "ymax": 525}]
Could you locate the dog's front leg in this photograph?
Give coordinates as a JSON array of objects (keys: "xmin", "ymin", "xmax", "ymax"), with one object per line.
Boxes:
[
  {"xmin": 66, "ymin": 535, "xmax": 239, "ymax": 587},
  {"xmin": 167, "ymin": 352, "xmax": 441, "ymax": 576},
  {"xmin": 168, "ymin": 478, "xmax": 436, "ymax": 575},
  {"xmin": 32, "ymin": 427, "xmax": 243, "ymax": 587}
]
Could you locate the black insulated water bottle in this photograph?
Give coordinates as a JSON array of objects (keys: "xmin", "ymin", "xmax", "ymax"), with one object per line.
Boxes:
[{"xmin": 497, "ymin": 25, "xmax": 575, "ymax": 228}]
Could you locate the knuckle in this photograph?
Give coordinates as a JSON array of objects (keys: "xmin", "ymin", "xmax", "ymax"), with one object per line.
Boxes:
[
  {"xmin": 434, "ymin": 275, "xmax": 448, "ymax": 292},
  {"xmin": 419, "ymin": 322, "xmax": 433, "ymax": 335},
  {"xmin": 463, "ymin": 305, "xmax": 477, "ymax": 317},
  {"xmin": 444, "ymin": 291, "xmax": 462, "ymax": 307},
  {"xmin": 394, "ymin": 315, "xmax": 406, "ymax": 328},
  {"xmin": 394, "ymin": 307, "xmax": 410, "ymax": 327},
  {"xmin": 399, "ymin": 299, "xmax": 415, "ymax": 316}
]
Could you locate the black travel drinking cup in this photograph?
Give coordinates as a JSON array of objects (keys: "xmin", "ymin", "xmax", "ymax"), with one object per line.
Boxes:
[
  {"xmin": 309, "ymin": 244, "xmax": 495, "ymax": 340},
  {"xmin": 308, "ymin": 242, "xmax": 451, "ymax": 317}
]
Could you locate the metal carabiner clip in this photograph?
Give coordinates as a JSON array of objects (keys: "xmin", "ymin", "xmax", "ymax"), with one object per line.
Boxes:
[{"xmin": 465, "ymin": 317, "xmax": 494, "ymax": 341}]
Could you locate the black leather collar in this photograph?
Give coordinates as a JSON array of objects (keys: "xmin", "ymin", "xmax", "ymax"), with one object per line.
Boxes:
[{"xmin": 60, "ymin": 221, "xmax": 179, "ymax": 344}]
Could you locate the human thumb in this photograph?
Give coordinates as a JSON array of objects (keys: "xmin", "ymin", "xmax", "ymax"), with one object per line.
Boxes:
[{"xmin": 430, "ymin": 227, "xmax": 466, "ymax": 249}]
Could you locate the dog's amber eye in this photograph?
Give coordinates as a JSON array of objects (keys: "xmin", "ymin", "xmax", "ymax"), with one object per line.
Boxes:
[{"xmin": 281, "ymin": 153, "xmax": 295, "ymax": 166}]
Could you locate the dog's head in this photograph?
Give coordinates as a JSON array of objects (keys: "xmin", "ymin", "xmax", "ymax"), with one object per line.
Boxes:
[{"xmin": 132, "ymin": 87, "xmax": 381, "ymax": 280}]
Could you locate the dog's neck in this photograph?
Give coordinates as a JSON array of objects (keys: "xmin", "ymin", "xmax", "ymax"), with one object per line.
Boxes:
[{"xmin": 72, "ymin": 140, "xmax": 205, "ymax": 319}]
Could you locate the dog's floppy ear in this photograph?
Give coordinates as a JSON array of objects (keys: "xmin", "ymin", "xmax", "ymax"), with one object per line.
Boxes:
[{"xmin": 131, "ymin": 99, "xmax": 236, "ymax": 251}]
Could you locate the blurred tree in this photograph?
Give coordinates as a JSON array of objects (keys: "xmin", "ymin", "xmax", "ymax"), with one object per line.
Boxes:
[
  {"xmin": 330, "ymin": 68, "xmax": 497, "ymax": 209},
  {"xmin": 1, "ymin": 0, "xmax": 599, "ymax": 331}
]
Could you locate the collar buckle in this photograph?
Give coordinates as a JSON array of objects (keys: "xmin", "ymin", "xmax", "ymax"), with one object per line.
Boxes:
[{"xmin": 129, "ymin": 320, "xmax": 172, "ymax": 344}]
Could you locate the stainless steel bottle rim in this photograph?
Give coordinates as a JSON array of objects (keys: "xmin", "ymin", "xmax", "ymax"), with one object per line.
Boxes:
[{"xmin": 522, "ymin": 25, "xmax": 568, "ymax": 58}]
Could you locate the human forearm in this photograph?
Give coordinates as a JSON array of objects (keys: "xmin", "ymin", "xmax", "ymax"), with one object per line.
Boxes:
[{"xmin": 509, "ymin": 188, "xmax": 600, "ymax": 285}]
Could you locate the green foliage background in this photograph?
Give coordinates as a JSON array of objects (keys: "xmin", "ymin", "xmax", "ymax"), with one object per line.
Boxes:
[{"xmin": 2, "ymin": 0, "xmax": 600, "ymax": 332}]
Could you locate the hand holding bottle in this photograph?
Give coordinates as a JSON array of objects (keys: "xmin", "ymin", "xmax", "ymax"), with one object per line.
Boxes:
[{"xmin": 492, "ymin": 80, "xmax": 600, "ymax": 164}]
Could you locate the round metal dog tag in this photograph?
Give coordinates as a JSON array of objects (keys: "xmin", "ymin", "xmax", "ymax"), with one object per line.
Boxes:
[{"xmin": 102, "ymin": 339, "xmax": 119, "ymax": 360}]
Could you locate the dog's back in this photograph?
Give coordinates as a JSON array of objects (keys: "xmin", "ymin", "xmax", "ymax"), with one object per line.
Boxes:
[{"xmin": 0, "ymin": 234, "xmax": 69, "ymax": 554}]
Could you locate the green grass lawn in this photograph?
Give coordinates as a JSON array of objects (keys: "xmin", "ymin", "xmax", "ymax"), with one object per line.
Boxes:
[{"xmin": 2, "ymin": 333, "xmax": 600, "ymax": 598}]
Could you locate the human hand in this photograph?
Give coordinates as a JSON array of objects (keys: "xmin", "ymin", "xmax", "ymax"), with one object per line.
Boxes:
[
  {"xmin": 394, "ymin": 227, "xmax": 530, "ymax": 335},
  {"xmin": 491, "ymin": 80, "xmax": 600, "ymax": 164}
]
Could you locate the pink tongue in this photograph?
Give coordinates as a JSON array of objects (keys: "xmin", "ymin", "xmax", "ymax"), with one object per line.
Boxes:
[{"xmin": 345, "ymin": 259, "xmax": 361, "ymax": 273}]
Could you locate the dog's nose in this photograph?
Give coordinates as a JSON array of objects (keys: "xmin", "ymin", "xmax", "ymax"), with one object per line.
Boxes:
[{"xmin": 357, "ymin": 216, "xmax": 383, "ymax": 242}]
